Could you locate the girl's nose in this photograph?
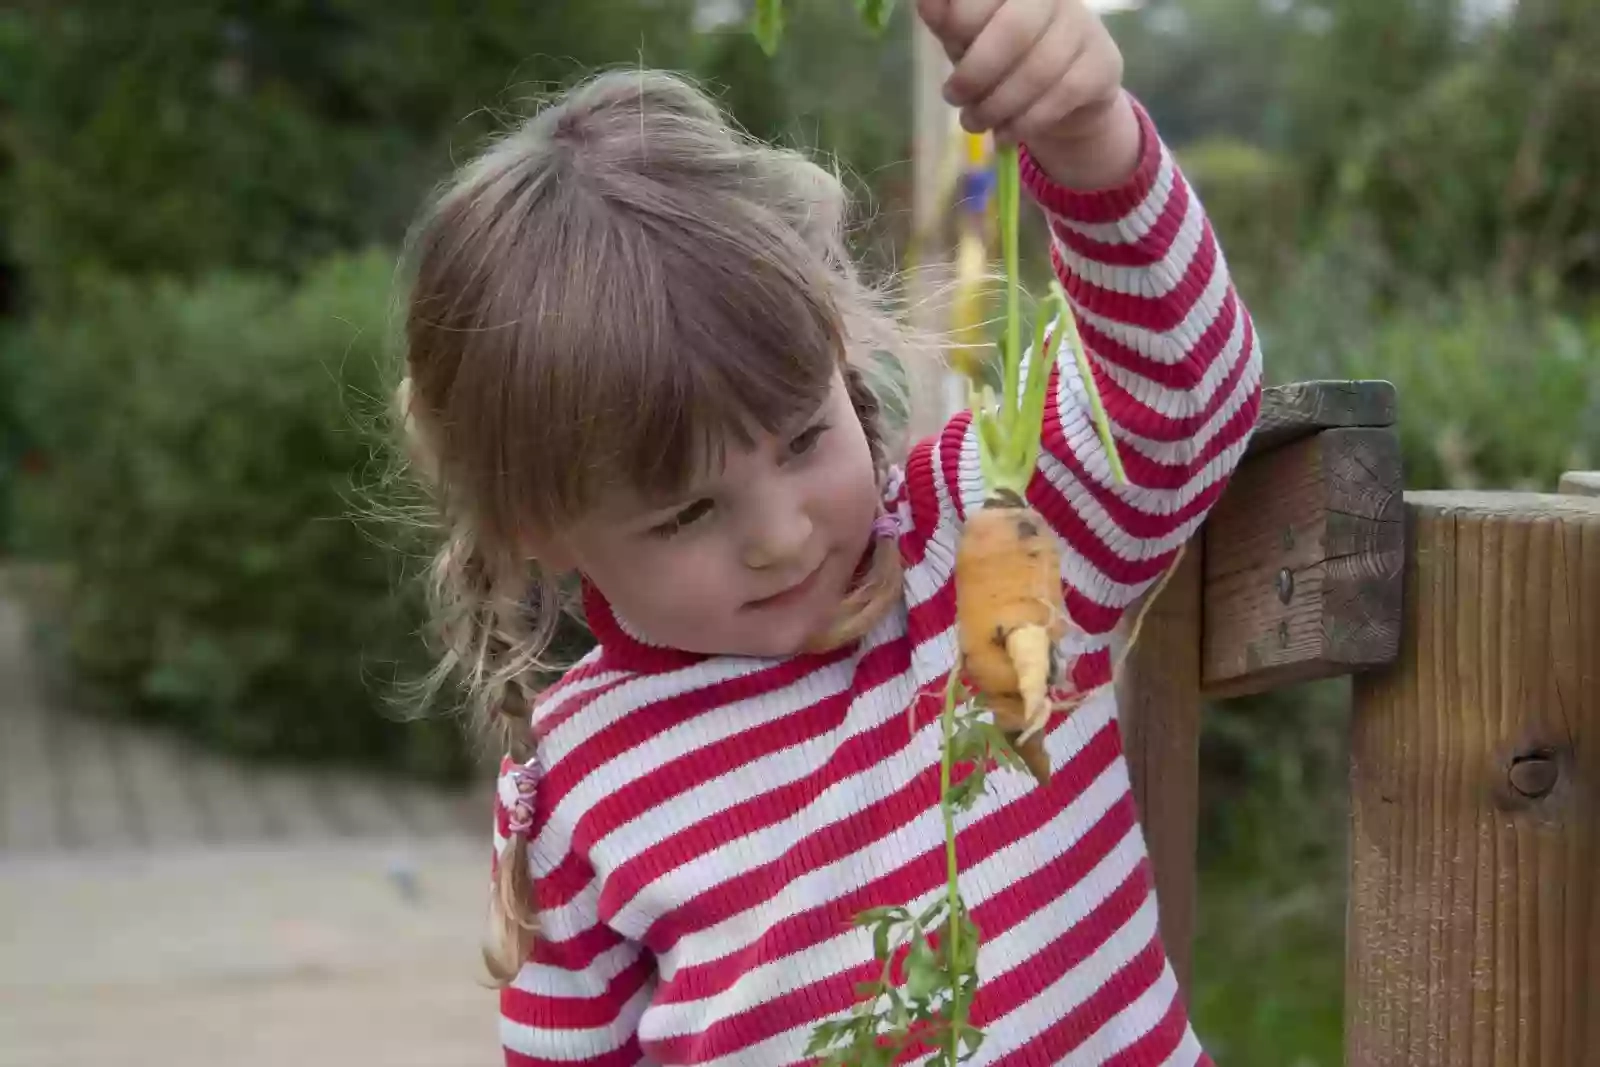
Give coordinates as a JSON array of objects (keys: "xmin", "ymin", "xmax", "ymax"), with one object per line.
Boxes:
[{"xmin": 741, "ymin": 495, "xmax": 814, "ymax": 570}]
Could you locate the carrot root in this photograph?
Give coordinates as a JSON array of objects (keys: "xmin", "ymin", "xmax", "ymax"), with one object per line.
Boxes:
[
  {"xmin": 1003, "ymin": 624, "xmax": 1053, "ymax": 743},
  {"xmin": 1007, "ymin": 730, "xmax": 1052, "ymax": 787},
  {"xmin": 954, "ymin": 498, "xmax": 1073, "ymax": 787}
]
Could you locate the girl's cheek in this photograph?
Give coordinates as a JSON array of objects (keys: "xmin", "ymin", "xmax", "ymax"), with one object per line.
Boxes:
[{"xmin": 638, "ymin": 539, "xmax": 722, "ymax": 606}]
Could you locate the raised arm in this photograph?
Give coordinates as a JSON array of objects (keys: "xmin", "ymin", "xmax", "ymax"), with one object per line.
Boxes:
[
  {"xmin": 916, "ymin": 95, "xmax": 1261, "ymax": 693},
  {"xmin": 1023, "ymin": 95, "xmax": 1262, "ymax": 689}
]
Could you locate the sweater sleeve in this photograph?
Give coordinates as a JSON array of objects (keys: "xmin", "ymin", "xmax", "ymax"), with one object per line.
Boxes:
[
  {"xmin": 926, "ymin": 93, "xmax": 1263, "ymax": 692},
  {"xmin": 493, "ymin": 758, "xmax": 658, "ymax": 1066}
]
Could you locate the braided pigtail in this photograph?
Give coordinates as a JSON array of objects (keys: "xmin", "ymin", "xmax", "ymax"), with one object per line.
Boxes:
[{"xmin": 485, "ymin": 758, "xmax": 543, "ymax": 984}]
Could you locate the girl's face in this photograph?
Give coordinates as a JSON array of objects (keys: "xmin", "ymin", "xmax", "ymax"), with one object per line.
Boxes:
[{"xmin": 548, "ymin": 370, "xmax": 882, "ymax": 659}]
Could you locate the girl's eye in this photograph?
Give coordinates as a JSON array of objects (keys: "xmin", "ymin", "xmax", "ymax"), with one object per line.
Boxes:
[
  {"xmin": 787, "ymin": 421, "xmax": 830, "ymax": 458},
  {"xmin": 649, "ymin": 498, "xmax": 713, "ymax": 538}
]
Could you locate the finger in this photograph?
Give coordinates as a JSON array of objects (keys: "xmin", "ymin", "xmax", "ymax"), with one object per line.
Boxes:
[
  {"xmin": 943, "ymin": 0, "xmax": 1055, "ymax": 112},
  {"xmin": 999, "ymin": 35, "xmax": 1123, "ymax": 144},
  {"xmin": 915, "ymin": 0, "xmax": 952, "ymax": 36},
  {"xmin": 956, "ymin": 7, "xmax": 1077, "ymax": 134},
  {"xmin": 930, "ymin": 0, "xmax": 1006, "ymax": 63}
]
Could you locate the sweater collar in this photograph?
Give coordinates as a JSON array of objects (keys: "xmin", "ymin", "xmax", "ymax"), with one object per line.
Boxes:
[{"xmin": 579, "ymin": 578, "xmax": 712, "ymax": 675}]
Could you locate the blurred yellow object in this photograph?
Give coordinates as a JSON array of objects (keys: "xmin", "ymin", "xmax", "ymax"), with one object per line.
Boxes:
[
  {"xmin": 949, "ymin": 131, "xmax": 996, "ymax": 381},
  {"xmin": 963, "ymin": 130, "xmax": 988, "ymax": 168},
  {"xmin": 949, "ymin": 229, "xmax": 990, "ymax": 378},
  {"xmin": 907, "ymin": 122, "xmax": 999, "ymax": 386}
]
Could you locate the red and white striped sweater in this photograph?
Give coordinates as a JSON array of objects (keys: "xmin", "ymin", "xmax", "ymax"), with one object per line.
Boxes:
[{"xmin": 493, "ymin": 97, "xmax": 1263, "ymax": 1066}]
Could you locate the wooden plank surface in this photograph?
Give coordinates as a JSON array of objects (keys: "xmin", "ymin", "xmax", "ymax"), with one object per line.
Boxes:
[
  {"xmin": 0, "ymin": 601, "xmax": 64, "ymax": 850},
  {"xmin": 1202, "ymin": 427, "xmax": 1404, "ymax": 698},
  {"xmin": 1114, "ymin": 535, "xmax": 1202, "ymax": 995},
  {"xmin": 1346, "ymin": 491, "xmax": 1600, "ymax": 1067},
  {"xmin": 1249, "ymin": 380, "xmax": 1397, "ymax": 455},
  {"xmin": 117, "ymin": 725, "xmax": 209, "ymax": 847}
]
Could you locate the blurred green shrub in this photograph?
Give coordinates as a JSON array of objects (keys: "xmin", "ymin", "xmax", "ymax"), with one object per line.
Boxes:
[
  {"xmin": 1341, "ymin": 290, "xmax": 1600, "ymax": 491},
  {"xmin": 1178, "ymin": 138, "xmax": 1304, "ymax": 307},
  {"xmin": 1192, "ymin": 682, "xmax": 1350, "ymax": 1067},
  {"xmin": 13, "ymin": 250, "xmax": 471, "ymax": 780},
  {"xmin": 1260, "ymin": 266, "xmax": 1600, "ymax": 490},
  {"xmin": 1324, "ymin": 21, "xmax": 1600, "ymax": 297},
  {"xmin": 4, "ymin": 2, "xmax": 700, "ymax": 294},
  {"xmin": 0, "ymin": 327, "xmax": 21, "ymax": 549}
]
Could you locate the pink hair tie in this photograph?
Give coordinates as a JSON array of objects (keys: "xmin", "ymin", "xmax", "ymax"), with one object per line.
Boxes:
[
  {"xmin": 872, "ymin": 513, "xmax": 901, "ymax": 540},
  {"xmin": 505, "ymin": 760, "xmax": 543, "ymax": 837}
]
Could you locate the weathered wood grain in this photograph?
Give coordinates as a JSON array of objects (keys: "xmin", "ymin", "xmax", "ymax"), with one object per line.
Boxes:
[
  {"xmin": 1250, "ymin": 380, "xmax": 1397, "ymax": 455},
  {"xmin": 1559, "ymin": 470, "xmax": 1600, "ymax": 497},
  {"xmin": 1202, "ymin": 427, "xmax": 1404, "ymax": 698},
  {"xmin": 1346, "ymin": 491, "xmax": 1600, "ymax": 1067}
]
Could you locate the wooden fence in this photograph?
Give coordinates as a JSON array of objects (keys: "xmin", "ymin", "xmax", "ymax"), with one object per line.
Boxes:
[{"xmin": 1116, "ymin": 380, "xmax": 1600, "ymax": 1065}]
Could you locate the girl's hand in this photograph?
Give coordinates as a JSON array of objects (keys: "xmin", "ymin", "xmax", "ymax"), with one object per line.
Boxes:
[{"xmin": 915, "ymin": 0, "xmax": 1141, "ymax": 190}]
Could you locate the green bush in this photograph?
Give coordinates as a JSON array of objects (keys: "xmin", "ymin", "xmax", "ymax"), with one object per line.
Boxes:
[
  {"xmin": 1177, "ymin": 138, "xmax": 1305, "ymax": 308},
  {"xmin": 1192, "ymin": 682, "xmax": 1350, "ymax": 1067},
  {"xmin": 1340, "ymin": 290, "xmax": 1600, "ymax": 491},
  {"xmin": 1268, "ymin": 278, "xmax": 1599, "ymax": 488},
  {"xmin": 14, "ymin": 250, "xmax": 470, "ymax": 780},
  {"xmin": 0, "ymin": 327, "xmax": 22, "ymax": 550}
]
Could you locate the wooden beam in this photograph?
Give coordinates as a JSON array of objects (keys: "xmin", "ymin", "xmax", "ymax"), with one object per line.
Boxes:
[
  {"xmin": 1347, "ymin": 490, "xmax": 1600, "ymax": 1066},
  {"xmin": 1201, "ymin": 426, "xmax": 1404, "ymax": 698},
  {"xmin": 1114, "ymin": 535, "xmax": 1202, "ymax": 996},
  {"xmin": 1249, "ymin": 380, "xmax": 1396, "ymax": 456},
  {"xmin": 1560, "ymin": 470, "xmax": 1600, "ymax": 497}
]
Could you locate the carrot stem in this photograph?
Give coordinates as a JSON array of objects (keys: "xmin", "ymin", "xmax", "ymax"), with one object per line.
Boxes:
[
  {"xmin": 1051, "ymin": 280, "xmax": 1127, "ymax": 486},
  {"xmin": 1008, "ymin": 292, "xmax": 1060, "ymax": 481},
  {"xmin": 939, "ymin": 669, "xmax": 963, "ymax": 1063},
  {"xmin": 996, "ymin": 145, "xmax": 1021, "ymax": 446}
]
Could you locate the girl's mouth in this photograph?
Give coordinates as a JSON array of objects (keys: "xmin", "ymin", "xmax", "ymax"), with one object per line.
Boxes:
[{"xmin": 745, "ymin": 558, "xmax": 827, "ymax": 611}]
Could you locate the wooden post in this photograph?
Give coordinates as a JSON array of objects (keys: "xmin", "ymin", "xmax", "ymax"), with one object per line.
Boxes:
[
  {"xmin": 1113, "ymin": 380, "xmax": 1406, "ymax": 999},
  {"xmin": 1115, "ymin": 536, "xmax": 1203, "ymax": 994},
  {"xmin": 1202, "ymin": 427, "xmax": 1404, "ymax": 697},
  {"xmin": 1347, "ymin": 491, "xmax": 1600, "ymax": 1067},
  {"xmin": 1560, "ymin": 470, "xmax": 1600, "ymax": 497},
  {"xmin": 1200, "ymin": 381, "xmax": 1404, "ymax": 699}
]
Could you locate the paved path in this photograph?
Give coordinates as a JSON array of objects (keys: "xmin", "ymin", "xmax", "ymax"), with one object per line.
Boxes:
[{"xmin": 0, "ymin": 588, "xmax": 505, "ymax": 1066}]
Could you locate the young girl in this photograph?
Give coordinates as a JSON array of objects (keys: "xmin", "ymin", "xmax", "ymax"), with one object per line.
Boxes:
[{"xmin": 398, "ymin": 0, "xmax": 1262, "ymax": 1062}]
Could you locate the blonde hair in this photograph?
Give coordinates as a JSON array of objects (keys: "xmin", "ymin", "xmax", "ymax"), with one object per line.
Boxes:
[{"xmin": 396, "ymin": 69, "xmax": 920, "ymax": 981}]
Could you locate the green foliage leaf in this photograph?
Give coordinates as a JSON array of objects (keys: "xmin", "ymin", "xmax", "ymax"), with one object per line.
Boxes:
[
  {"xmin": 945, "ymin": 766, "xmax": 987, "ymax": 814},
  {"xmin": 954, "ymin": 911, "xmax": 982, "ymax": 975},
  {"xmin": 873, "ymin": 921, "xmax": 892, "ymax": 964},
  {"xmin": 854, "ymin": 905, "xmax": 908, "ymax": 927},
  {"xmin": 905, "ymin": 935, "xmax": 942, "ymax": 1001},
  {"xmin": 959, "ymin": 1023, "xmax": 986, "ymax": 1061},
  {"xmin": 855, "ymin": 0, "xmax": 896, "ymax": 32}
]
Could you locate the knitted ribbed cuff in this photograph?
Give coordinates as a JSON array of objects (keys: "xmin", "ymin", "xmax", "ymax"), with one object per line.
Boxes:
[{"xmin": 1017, "ymin": 91, "xmax": 1162, "ymax": 223}]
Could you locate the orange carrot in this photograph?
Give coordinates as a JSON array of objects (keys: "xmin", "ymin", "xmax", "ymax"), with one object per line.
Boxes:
[
  {"xmin": 949, "ymin": 146, "xmax": 1130, "ymax": 790},
  {"xmin": 954, "ymin": 489, "xmax": 1069, "ymax": 786}
]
